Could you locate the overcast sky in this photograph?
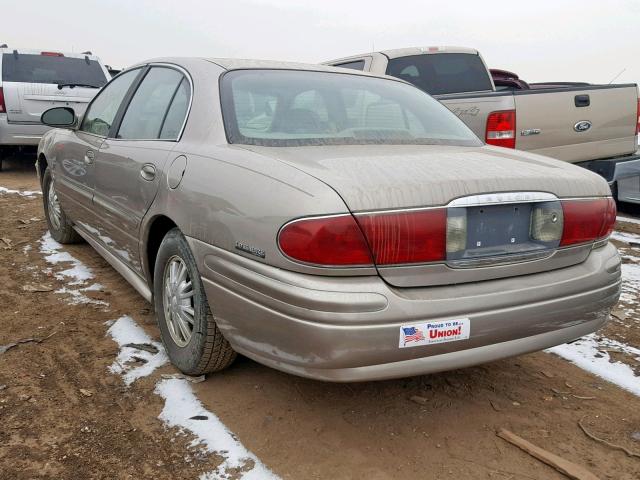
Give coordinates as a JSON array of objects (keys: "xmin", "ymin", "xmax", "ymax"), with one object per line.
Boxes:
[{"xmin": 4, "ymin": 0, "xmax": 639, "ymax": 84}]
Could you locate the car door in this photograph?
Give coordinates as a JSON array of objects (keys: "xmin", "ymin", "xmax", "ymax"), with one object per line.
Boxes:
[
  {"xmin": 91, "ymin": 65, "xmax": 192, "ymax": 274},
  {"xmin": 53, "ymin": 68, "xmax": 142, "ymax": 227}
]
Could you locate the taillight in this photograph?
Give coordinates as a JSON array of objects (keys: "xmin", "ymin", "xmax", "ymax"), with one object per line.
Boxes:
[
  {"xmin": 356, "ymin": 209, "xmax": 447, "ymax": 265},
  {"xmin": 486, "ymin": 110, "xmax": 516, "ymax": 148},
  {"xmin": 636, "ymin": 98, "xmax": 640, "ymax": 135},
  {"xmin": 278, "ymin": 215, "xmax": 373, "ymax": 266},
  {"xmin": 560, "ymin": 198, "xmax": 616, "ymax": 247},
  {"xmin": 0, "ymin": 87, "xmax": 5, "ymax": 113}
]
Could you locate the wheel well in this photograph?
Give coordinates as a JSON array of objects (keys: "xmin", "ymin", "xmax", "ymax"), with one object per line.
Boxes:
[
  {"xmin": 146, "ymin": 216, "xmax": 178, "ymax": 286},
  {"xmin": 38, "ymin": 154, "xmax": 48, "ymax": 185}
]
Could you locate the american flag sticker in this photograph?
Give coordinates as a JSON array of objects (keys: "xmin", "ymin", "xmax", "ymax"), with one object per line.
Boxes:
[{"xmin": 399, "ymin": 318, "xmax": 471, "ymax": 348}]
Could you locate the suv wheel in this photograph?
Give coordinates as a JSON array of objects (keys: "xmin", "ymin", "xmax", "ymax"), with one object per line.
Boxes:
[
  {"xmin": 154, "ymin": 228, "xmax": 236, "ymax": 375},
  {"xmin": 42, "ymin": 167, "xmax": 82, "ymax": 244}
]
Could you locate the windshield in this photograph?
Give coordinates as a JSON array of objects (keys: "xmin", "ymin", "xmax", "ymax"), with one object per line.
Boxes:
[
  {"xmin": 386, "ymin": 53, "xmax": 493, "ymax": 95},
  {"xmin": 2, "ymin": 53, "xmax": 108, "ymax": 87},
  {"xmin": 220, "ymin": 69, "xmax": 482, "ymax": 147}
]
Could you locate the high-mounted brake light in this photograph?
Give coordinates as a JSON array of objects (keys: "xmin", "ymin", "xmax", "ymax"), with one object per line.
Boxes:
[
  {"xmin": 278, "ymin": 215, "xmax": 373, "ymax": 266},
  {"xmin": 41, "ymin": 51, "xmax": 64, "ymax": 57},
  {"xmin": 0, "ymin": 87, "xmax": 5, "ymax": 114},
  {"xmin": 485, "ymin": 110, "xmax": 516, "ymax": 148},
  {"xmin": 560, "ymin": 198, "xmax": 616, "ymax": 247}
]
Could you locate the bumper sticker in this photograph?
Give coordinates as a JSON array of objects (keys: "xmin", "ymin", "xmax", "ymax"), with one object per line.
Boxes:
[{"xmin": 399, "ymin": 318, "xmax": 470, "ymax": 348}]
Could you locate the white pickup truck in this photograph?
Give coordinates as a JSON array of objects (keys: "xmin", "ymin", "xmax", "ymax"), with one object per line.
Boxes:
[
  {"xmin": 0, "ymin": 46, "xmax": 111, "ymax": 170},
  {"xmin": 325, "ymin": 47, "xmax": 640, "ymax": 204}
]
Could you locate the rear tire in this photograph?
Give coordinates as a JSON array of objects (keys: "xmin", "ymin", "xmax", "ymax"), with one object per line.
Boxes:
[
  {"xmin": 42, "ymin": 167, "xmax": 82, "ymax": 244},
  {"xmin": 153, "ymin": 228, "xmax": 236, "ymax": 375}
]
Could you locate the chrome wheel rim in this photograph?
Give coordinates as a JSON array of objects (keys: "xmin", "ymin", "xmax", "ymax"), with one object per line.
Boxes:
[
  {"xmin": 47, "ymin": 182, "xmax": 62, "ymax": 231},
  {"xmin": 163, "ymin": 256, "xmax": 195, "ymax": 347}
]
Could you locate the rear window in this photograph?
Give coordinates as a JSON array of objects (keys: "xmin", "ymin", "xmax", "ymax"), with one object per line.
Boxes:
[
  {"xmin": 2, "ymin": 53, "xmax": 107, "ymax": 87},
  {"xmin": 220, "ymin": 69, "xmax": 481, "ymax": 147},
  {"xmin": 386, "ymin": 53, "xmax": 493, "ymax": 95}
]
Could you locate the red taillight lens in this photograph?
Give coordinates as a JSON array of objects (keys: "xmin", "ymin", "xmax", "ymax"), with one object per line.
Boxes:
[
  {"xmin": 0, "ymin": 87, "xmax": 5, "ymax": 113},
  {"xmin": 278, "ymin": 215, "xmax": 373, "ymax": 266},
  {"xmin": 486, "ymin": 110, "xmax": 516, "ymax": 148},
  {"xmin": 560, "ymin": 198, "xmax": 616, "ymax": 247},
  {"xmin": 636, "ymin": 98, "xmax": 640, "ymax": 135},
  {"xmin": 355, "ymin": 209, "xmax": 447, "ymax": 265}
]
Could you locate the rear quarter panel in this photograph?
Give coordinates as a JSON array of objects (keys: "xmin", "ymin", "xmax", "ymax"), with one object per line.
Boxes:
[{"xmin": 438, "ymin": 94, "xmax": 515, "ymax": 140}]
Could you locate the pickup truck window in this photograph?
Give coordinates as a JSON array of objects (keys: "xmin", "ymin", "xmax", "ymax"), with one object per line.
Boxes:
[
  {"xmin": 220, "ymin": 69, "xmax": 481, "ymax": 147},
  {"xmin": 386, "ymin": 53, "xmax": 493, "ymax": 95},
  {"xmin": 334, "ymin": 60, "xmax": 365, "ymax": 71},
  {"xmin": 1, "ymin": 53, "xmax": 108, "ymax": 87}
]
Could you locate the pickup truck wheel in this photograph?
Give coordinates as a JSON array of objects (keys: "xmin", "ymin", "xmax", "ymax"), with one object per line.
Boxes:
[
  {"xmin": 154, "ymin": 228, "xmax": 236, "ymax": 375},
  {"xmin": 42, "ymin": 168, "xmax": 82, "ymax": 244}
]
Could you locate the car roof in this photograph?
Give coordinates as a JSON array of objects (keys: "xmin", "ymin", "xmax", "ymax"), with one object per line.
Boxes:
[
  {"xmin": 324, "ymin": 46, "xmax": 480, "ymax": 65},
  {"xmin": 0, "ymin": 47, "xmax": 102, "ymax": 61},
  {"xmin": 128, "ymin": 57, "xmax": 405, "ymax": 82}
]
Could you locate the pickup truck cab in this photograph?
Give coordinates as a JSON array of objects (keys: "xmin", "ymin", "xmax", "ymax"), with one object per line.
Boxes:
[
  {"xmin": 325, "ymin": 47, "xmax": 640, "ymax": 204},
  {"xmin": 0, "ymin": 47, "xmax": 110, "ymax": 169}
]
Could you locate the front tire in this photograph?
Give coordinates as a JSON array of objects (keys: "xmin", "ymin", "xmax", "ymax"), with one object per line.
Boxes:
[
  {"xmin": 153, "ymin": 228, "xmax": 236, "ymax": 375},
  {"xmin": 42, "ymin": 167, "xmax": 82, "ymax": 244}
]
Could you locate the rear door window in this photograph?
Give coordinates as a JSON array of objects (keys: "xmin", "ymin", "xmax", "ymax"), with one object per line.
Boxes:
[
  {"xmin": 1, "ymin": 53, "xmax": 107, "ymax": 86},
  {"xmin": 386, "ymin": 53, "xmax": 493, "ymax": 95},
  {"xmin": 80, "ymin": 69, "xmax": 141, "ymax": 137},
  {"xmin": 159, "ymin": 78, "xmax": 191, "ymax": 140},
  {"xmin": 117, "ymin": 67, "xmax": 184, "ymax": 140}
]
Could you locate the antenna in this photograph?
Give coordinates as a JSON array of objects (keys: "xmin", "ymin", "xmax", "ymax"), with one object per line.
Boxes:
[{"xmin": 608, "ymin": 68, "xmax": 626, "ymax": 84}]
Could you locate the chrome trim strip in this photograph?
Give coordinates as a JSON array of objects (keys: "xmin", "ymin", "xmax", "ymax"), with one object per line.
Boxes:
[
  {"xmin": 446, "ymin": 250, "xmax": 554, "ymax": 269},
  {"xmin": 447, "ymin": 191, "xmax": 558, "ymax": 207}
]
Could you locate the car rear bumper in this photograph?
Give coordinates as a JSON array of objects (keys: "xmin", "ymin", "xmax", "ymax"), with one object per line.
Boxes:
[
  {"xmin": 189, "ymin": 238, "xmax": 621, "ymax": 382},
  {"xmin": 0, "ymin": 114, "xmax": 50, "ymax": 146}
]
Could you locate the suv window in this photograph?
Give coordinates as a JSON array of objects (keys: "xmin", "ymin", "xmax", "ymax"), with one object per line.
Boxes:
[
  {"xmin": 159, "ymin": 77, "xmax": 191, "ymax": 139},
  {"xmin": 80, "ymin": 69, "xmax": 140, "ymax": 137},
  {"xmin": 117, "ymin": 67, "xmax": 184, "ymax": 140},
  {"xmin": 2, "ymin": 53, "xmax": 107, "ymax": 86},
  {"xmin": 334, "ymin": 60, "xmax": 365, "ymax": 71},
  {"xmin": 386, "ymin": 53, "xmax": 493, "ymax": 95}
]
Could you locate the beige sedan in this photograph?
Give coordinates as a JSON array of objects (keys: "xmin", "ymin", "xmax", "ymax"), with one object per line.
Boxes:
[{"xmin": 36, "ymin": 58, "xmax": 620, "ymax": 381}]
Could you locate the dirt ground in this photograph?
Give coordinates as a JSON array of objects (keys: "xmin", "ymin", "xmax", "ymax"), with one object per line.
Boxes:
[{"xmin": 1, "ymin": 154, "xmax": 640, "ymax": 480}]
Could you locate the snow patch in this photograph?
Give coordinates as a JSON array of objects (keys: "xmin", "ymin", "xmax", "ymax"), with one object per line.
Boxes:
[
  {"xmin": 611, "ymin": 231, "xmax": 640, "ymax": 244},
  {"xmin": 617, "ymin": 215, "xmax": 640, "ymax": 226},
  {"xmin": 548, "ymin": 334, "xmax": 640, "ymax": 397},
  {"xmin": 0, "ymin": 186, "xmax": 42, "ymax": 197},
  {"xmin": 38, "ymin": 232, "xmax": 109, "ymax": 307},
  {"xmin": 156, "ymin": 379, "xmax": 279, "ymax": 480},
  {"xmin": 621, "ymin": 263, "xmax": 640, "ymax": 306},
  {"xmin": 106, "ymin": 316, "xmax": 168, "ymax": 386}
]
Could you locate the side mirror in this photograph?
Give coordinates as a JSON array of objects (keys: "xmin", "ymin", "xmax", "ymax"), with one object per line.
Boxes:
[{"xmin": 41, "ymin": 107, "xmax": 77, "ymax": 128}]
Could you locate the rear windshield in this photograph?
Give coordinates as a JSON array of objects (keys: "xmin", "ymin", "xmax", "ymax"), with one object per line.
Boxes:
[
  {"xmin": 386, "ymin": 53, "xmax": 493, "ymax": 95},
  {"xmin": 220, "ymin": 69, "xmax": 482, "ymax": 147},
  {"xmin": 2, "ymin": 53, "xmax": 107, "ymax": 87}
]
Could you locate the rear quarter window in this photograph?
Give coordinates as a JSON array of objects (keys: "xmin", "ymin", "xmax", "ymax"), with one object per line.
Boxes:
[
  {"xmin": 1, "ymin": 53, "xmax": 107, "ymax": 86},
  {"xmin": 386, "ymin": 53, "xmax": 493, "ymax": 95}
]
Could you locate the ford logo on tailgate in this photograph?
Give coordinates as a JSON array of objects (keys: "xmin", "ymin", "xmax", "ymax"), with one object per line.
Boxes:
[{"xmin": 574, "ymin": 120, "xmax": 592, "ymax": 132}]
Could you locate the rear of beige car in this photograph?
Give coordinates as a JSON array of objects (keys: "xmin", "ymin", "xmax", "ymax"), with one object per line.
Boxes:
[{"xmin": 182, "ymin": 64, "xmax": 621, "ymax": 382}]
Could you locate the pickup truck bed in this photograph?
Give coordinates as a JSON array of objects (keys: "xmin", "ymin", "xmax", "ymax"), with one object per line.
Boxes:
[{"xmin": 324, "ymin": 46, "xmax": 640, "ymax": 204}]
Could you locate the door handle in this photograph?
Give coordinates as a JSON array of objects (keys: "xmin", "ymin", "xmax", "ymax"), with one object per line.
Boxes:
[
  {"xmin": 575, "ymin": 94, "xmax": 590, "ymax": 107},
  {"xmin": 84, "ymin": 149, "xmax": 95, "ymax": 164},
  {"xmin": 140, "ymin": 164, "xmax": 156, "ymax": 181}
]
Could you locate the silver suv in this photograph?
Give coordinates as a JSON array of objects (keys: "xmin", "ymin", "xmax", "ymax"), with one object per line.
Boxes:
[{"xmin": 0, "ymin": 46, "xmax": 110, "ymax": 170}]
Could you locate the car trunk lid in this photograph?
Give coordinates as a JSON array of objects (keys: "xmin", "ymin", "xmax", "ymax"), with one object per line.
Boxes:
[{"xmin": 242, "ymin": 144, "xmax": 612, "ymax": 287}]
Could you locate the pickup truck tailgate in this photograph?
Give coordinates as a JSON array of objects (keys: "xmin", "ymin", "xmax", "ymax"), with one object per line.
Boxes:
[{"xmin": 513, "ymin": 85, "xmax": 638, "ymax": 163}]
